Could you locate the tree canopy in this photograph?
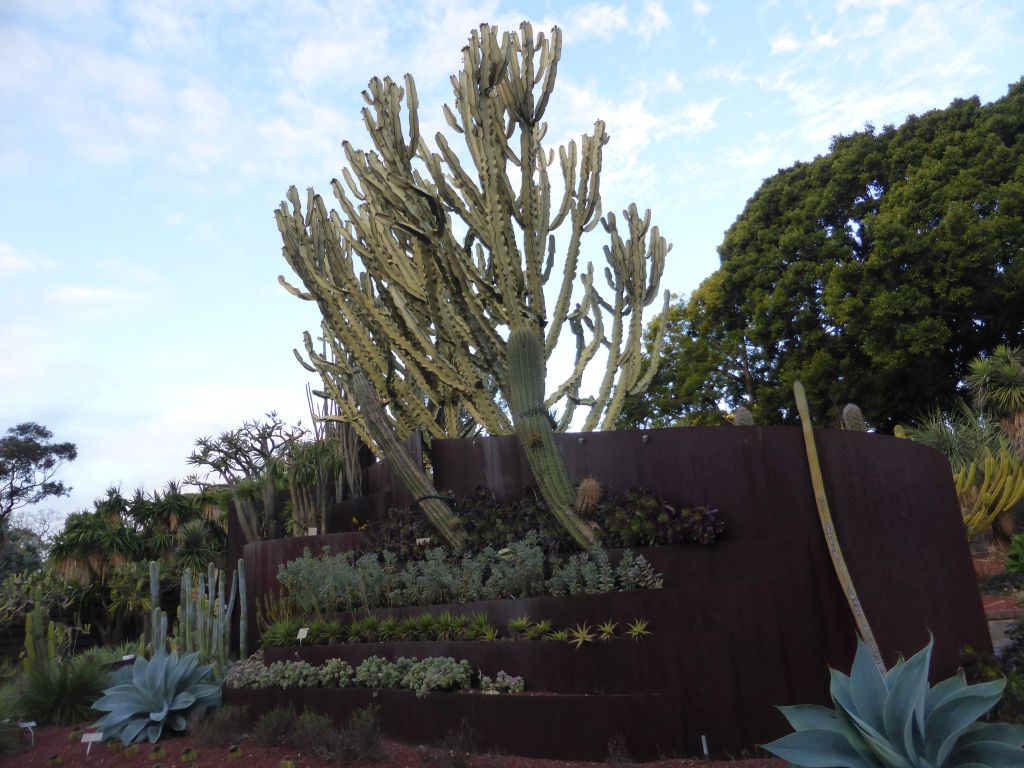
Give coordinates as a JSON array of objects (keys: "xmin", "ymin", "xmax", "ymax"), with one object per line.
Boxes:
[
  {"xmin": 0, "ymin": 422, "xmax": 77, "ymax": 546},
  {"xmin": 620, "ymin": 79, "xmax": 1024, "ymax": 431}
]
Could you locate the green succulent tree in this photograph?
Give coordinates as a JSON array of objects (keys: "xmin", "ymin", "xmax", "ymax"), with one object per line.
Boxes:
[{"xmin": 277, "ymin": 22, "xmax": 669, "ymax": 549}]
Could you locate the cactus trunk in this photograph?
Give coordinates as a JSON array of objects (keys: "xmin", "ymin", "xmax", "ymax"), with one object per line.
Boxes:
[
  {"xmin": 349, "ymin": 370, "xmax": 465, "ymax": 548},
  {"xmin": 238, "ymin": 558, "xmax": 248, "ymax": 660},
  {"xmin": 506, "ymin": 327, "xmax": 595, "ymax": 549}
]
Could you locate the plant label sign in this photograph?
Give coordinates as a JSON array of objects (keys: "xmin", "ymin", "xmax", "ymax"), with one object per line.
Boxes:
[
  {"xmin": 82, "ymin": 732, "xmax": 103, "ymax": 755},
  {"xmin": 297, "ymin": 627, "xmax": 309, "ymax": 643},
  {"xmin": 307, "ymin": 527, "xmax": 318, "ymax": 536},
  {"xmin": 19, "ymin": 721, "xmax": 35, "ymax": 745},
  {"xmin": 122, "ymin": 654, "xmax": 136, "ymax": 662}
]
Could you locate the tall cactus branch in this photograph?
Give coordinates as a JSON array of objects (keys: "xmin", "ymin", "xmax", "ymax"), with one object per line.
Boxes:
[{"xmin": 277, "ymin": 22, "xmax": 670, "ymax": 548}]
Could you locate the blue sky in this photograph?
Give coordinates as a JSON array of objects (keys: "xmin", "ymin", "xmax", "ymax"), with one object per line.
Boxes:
[{"xmin": 2, "ymin": 0, "xmax": 1022, "ymax": 527}]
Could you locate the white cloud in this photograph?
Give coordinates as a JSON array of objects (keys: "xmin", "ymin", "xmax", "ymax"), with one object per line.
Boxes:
[
  {"xmin": 290, "ymin": 33, "xmax": 391, "ymax": 90},
  {"xmin": 698, "ymin": 63, "xmax": 748, "ymax": 84},
  {"xmin": 48, "ymin": 285, "xmax": 145, "ymax": 307},
  {"xmin": 568, "ymin": 4, "xmax": 629, "ymax": 41},
  {"xmin": 692, "ymin": 1, "xmax": 711, "ymax": 15},
  {"xmin": 638, "ymin": 1, "xmax": 672, "ymax": 41},
  {"xmin": 771, "ymin": 31, "xmax": 801, "ymax": 54},
  {"xmin": 812, "ymin": 31, "xmax": 839, "ymax": 48},
  {"xmin": 127, "ymin": 1, "xmax": 198, "ymax": 54},
  {"xmin": 0, "ymin": 242, "xmax": 33, "ymax": 276}
]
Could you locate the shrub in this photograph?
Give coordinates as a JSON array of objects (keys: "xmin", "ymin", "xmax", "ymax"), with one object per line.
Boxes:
[
  {"xmin": 288, "ymin": 711, "xmax": 340, "ymax": 761},
  {"xmin": 253, "ymin": 705, "xmax": 295, "ymax": 747},
  {"xmin": 223, "ymin": 652, "xmax": 269, "ymax": 690},
  {"xmin": 1007, "ymin": 533, "xmax": 1024, "ymax": 577},
  {"xmin": 16, "ymin": 651, "xmax": 112, "ymax": 726},
  {"xmin": 189, "ymin": 704, "xmax": 249, "ymax": 747},
  {"xmin": 593, "ymin": 489, "xmax": 724, "ymax": 547},
  {"xmin": 264, "ymin": 659, "xmax": 320, "ymax": 689},
  {"xmin": 354, "ymin": 656, "xmax": 409, "ymax": 690},
  {"xmin": 400, "ymin": 657, "xmax": 473, "ymax": 698},
  {"xmin": 336, "ymin": 705, "xmax": 386, "ymax": 762},
  {"xmin": 0, "ymin": 686, "xmax": 25, "ymax": 756},
  {"xmin": 320, "ymin": 658, "xmax": 354, "ymax": 687},
  {"xmin": 479, "ymin": 670, "xmax": 525, "ymax": 694}
]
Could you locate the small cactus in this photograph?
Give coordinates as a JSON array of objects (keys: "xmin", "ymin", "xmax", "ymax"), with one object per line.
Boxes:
[
  {"xmin": 575, "ymin": 477, "xmax": 603, "ymax": 516},
  {"xmin": 841, "ymin": 403, "xmax": 866, "ymax": 431},
  {"xmin": 732, "ymin": 406, "xmax": 754, "ymax": 426}
]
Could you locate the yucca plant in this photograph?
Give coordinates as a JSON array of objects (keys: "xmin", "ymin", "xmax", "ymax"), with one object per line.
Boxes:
[
  {"xmin": 92, "ymin": 649, "xmax": 221, "ymax": 744},
  {"xmin": 763, "ymin": 635, "xmax": 1024, "ymax": 767}
]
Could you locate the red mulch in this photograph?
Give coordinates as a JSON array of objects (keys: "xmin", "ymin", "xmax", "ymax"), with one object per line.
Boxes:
[{"xmin": 3, "ymin": 724, "xmax": 785, "ymax": 768}]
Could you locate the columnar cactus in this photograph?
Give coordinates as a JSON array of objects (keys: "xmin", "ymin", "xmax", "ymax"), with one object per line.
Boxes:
[{"xmin": 277, "ymin": 23, "xmax": 670, "ymax": 549}]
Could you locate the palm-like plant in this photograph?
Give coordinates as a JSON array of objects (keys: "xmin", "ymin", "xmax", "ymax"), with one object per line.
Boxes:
[
  {"xmin": 967, "ymin": 344, "xmax": 1024, "ymax": 458},
  {"xmin": 901, "ymin": 402, "xmax": 1024, "ymax": 543}
]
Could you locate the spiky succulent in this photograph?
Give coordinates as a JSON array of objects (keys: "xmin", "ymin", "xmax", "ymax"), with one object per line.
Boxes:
[
  {"xmin": 763, "ymin": 635, "xmax": 1024, "ymax": 767},
  {"xmin": 92, "ymin": 650, "xmax": 221, "ymax": 744}
]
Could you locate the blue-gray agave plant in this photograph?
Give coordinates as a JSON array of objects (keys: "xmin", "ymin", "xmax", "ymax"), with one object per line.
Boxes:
[
  {"xmin": 763, "ymin": 635, "xmax": 1024, "ymax": 767},
  {"xmin": 91, "ymin": 649, "xmax": 221, "ymax": 743}
]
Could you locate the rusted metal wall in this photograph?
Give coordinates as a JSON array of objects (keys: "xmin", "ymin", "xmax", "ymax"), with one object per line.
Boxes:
[
  {"xmin": 431, "ymin": 426, "xmax": 987, "ymax": 677},
  {"xmin": 234, "ymin": 426, "xmax": 989, "ymax": 756}
]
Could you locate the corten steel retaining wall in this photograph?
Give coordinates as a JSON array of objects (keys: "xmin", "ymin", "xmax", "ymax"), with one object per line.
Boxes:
[
  {"xmin": 431, "ymin": 426, "xmax": 989, "ymax": 675},
  {"xmin": 235, "ymin": 426, "xmax": 990, "ymax": 759}
]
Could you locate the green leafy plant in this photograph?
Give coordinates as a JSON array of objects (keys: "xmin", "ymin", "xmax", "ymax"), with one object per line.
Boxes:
[
  {"xmin": 336, "ymin": 705, "xmax": 386, "ymax": 762},
  {"xmin": 593, "ymin": 488, "xmax": 724, "ymax": 547},
  {"xmin": 17, "ymin": 602, "xmax": 111, "ymax": 725},
  {"xmin": 507, "ymin": 616, "xmax": 534, "ymax": 639},
  {"xmin": 763, "ymin": 635, "xmax": 1024, "ymax": 767},
  {"xmin": 545, "ymin": 629, "xmax": 569, "ymax": 642},
  {"xmin": 253, "ymin": 705, "xmax": 296, "ymax": 747},
  {"xmin": 568, "ymin": 623, "xmax": 595, "ymax": 649},
  {"xmin": 189, "ymin": 704, "xmax": 249, "ymax": 747},
  {"xmin": 625, "ymin": 618, "xmax": 651, "ymax": 640},
  {"xmin": 1007, "ymin": 534, "xmax": 1024, "ymax": 577},
  {"xmin": 92, "ymin": 649, "xmax": 221, "ymax": 743},
  {"xmin": 526, "ymin": 619, "xmax": 552, "ymax": 640},
  {"xmin": 320, "ymin": 658, "xmax": 355, "ymax": 687},
  {"xmin": 401, "ymin": 657, "xmax": 473, "ymax": 698},
  {"xmin": 259, "ymin": 617, "xmax": 304, "ymax": 649},
  {"xmin": 479, "ymin": 670, "xmax": 525, "ymax": 694},
  {"xmin": 597, "ymin": 620, "xmax": 618, "ymax": 641},
  {"xmin": 289, "ymin": 711, "xmax": 341, "ymax": 761}
]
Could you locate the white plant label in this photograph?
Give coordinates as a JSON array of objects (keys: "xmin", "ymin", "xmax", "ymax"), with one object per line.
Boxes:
[
  {"xmin": 19, "ymin": 722, "xmax": 35, "ymax": 746},
  {"xmin": 82, "ymin": 732, "xmax": 103, "ymax": 755},
  {"xmin": 307, "ymin": 527, "xmax": 318, "ymax": 536},
  {"xmin": 297, "ymin": 627, "xmax": 309, "ymax": 640}
]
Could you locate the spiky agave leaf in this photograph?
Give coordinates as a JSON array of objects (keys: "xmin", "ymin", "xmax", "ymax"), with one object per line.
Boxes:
[
  {"xmin": 91, "ymin": 650, "xmax": 220, "ymax": 744},
  {"xmin": 763, "ymin": 636, "xmax": 1024, "ymax": 767}
]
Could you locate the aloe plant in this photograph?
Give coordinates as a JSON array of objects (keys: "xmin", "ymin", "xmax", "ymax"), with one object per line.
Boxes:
[
  {"xmin": 763, "ymin": 635, "xmax": 1024, "ymax": 767},
  {"xmin": 92, "ymin": 650, "xmax": 221, "ymax": 744}
]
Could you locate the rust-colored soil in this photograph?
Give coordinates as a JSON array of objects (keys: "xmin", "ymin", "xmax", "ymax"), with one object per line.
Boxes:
[{"xmin": 3, "ymin": 724, "xmax": 785, "ymax": 768}]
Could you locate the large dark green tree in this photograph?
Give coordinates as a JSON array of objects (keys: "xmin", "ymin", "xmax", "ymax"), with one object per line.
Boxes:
[{"xmin": 621, "ymin": 79, "xmax": 1024, "ymax": 431}]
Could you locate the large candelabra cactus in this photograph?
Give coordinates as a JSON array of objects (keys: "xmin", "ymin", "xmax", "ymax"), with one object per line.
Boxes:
[{"xmin": 277, "ymin": 22, "xmax": 670, "ymax": 549}]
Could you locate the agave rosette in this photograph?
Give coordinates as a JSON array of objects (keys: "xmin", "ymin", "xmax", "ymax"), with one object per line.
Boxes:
[
  {"xmin": 92, "ymin": 649, "xmax": 221, "ymax": 743},
  {"xmin": 764, "ymin": 635, "xmax": 1024, "ymax": 767}
]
